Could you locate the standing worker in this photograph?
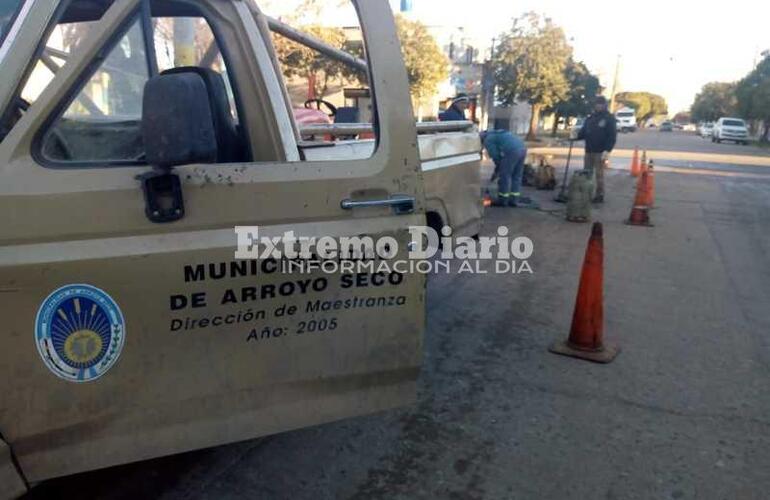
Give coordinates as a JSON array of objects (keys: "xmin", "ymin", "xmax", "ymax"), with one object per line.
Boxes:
[
  {"xmin": 439, "ymin": 94, "xmax": 470, "ymax": 121},
  {"xmin": 481, "ymin": 130, "xmax": 534, "ymax": 208},
  {"xmin": 576, "ymin": 96, "xmax": 617, "ymax": 203}
]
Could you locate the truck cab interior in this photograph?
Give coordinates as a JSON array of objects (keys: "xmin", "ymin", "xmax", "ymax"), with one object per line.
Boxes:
[{"xmin": 3, "ymin": 0, "xmax": 252, "ymax": 165}]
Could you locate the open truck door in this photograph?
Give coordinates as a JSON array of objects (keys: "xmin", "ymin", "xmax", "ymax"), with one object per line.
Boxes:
[{"xmin": 0, "ymin": 0, "xmax": 425, "ymax": 486}]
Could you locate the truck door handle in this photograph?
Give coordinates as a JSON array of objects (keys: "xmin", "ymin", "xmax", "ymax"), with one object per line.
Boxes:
[{"xmin": 341, "ymin": 194, "xmax": 415, "ymax": 215}]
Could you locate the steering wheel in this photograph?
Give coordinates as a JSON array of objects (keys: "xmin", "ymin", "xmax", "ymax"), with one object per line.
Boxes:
[{"xmin": 304, "ymin": 98, "xmax": 337, "ymax": 118}]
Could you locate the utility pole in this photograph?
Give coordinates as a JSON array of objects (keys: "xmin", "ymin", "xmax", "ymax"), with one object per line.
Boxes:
[
  {"xmin": 481, "ymin": 37, "xmax": 496, "ymax": 130},
  {"xmin": 609, "ymin": 54, "xmax": 621, "ymax": 112},
  {"xmin": 174, "ymin": 18, "xmax": 196, "ymax": 67}
]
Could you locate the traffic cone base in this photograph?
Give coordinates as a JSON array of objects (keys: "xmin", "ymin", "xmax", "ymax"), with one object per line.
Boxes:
[
  {"xmin": 549, "ymin": 222, "xmax": 619, "ymax": 364},
  {"xmin": 548, "ymin": 340, "xmax": 620, "ymax": 364}
]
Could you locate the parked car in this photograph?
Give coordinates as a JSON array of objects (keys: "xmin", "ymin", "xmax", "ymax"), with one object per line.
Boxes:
[
  {"xmin": 699, "ymin": 122, "xmax": 714, "ymax": 138},
  {"xmin": 712, "ymin": 117, "xmax": 750, "ymax": 144},
  {"xmin": 660, "ymin": 121, "xmax": 674, "ymax": 132},
  {"xmin": 615, "ymin": 107, "xmax": 637, "ymax": 133}
]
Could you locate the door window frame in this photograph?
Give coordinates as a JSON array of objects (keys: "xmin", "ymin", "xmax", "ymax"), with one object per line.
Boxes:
[
  {"xmin": 248, "ymin": 2, "xmax": 381, "ymax": 162},
  {"xmin": 0, "ymin": 0, "xmax": 32, "ymax": 57},
  {"xmin": 30, "ymin": 0, "xmax": 251, "ymax": 169}
]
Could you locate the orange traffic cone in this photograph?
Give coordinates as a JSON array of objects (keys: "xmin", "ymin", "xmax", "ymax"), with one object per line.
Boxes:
[
  {"xmin": 646, "ymin": 160, "xmax": 656, "ymax": 207},
  {"xmin": 626, "ymin": 170, "xmax": 653, "ymax": 227},
  {"xmin": 640, "ymin": 150, "xmax": 648, "ymax": 174},
  {"xmin": 630, "ymin": 147, "xmax": 640, "ymax": 177},
  {"xmin": 549, "ymin": 222, "xmax": 619, "ymax": 363}
]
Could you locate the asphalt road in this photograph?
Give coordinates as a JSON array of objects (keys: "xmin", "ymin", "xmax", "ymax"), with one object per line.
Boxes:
[
  {"xmin": 615, "ymin": 128, "xmax": 768, "ymax": 157},
  {"xmin": 25, "ymin": 131, "xmax": 770, "ymax": 500},
  {"xmin": 533, "ymin": 129, "xmax": 770, "ymax": 177}
]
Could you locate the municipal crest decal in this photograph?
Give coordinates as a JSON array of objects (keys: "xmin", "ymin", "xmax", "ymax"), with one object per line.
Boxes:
[{"xmin": 35, "ymin": 284, "xmax": 125, "ymax": 382}]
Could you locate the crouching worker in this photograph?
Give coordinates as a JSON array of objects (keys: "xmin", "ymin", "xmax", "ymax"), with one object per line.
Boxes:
[{"xmin": 481, "ymin": 130, "xmax": 536, "ymax": 208}]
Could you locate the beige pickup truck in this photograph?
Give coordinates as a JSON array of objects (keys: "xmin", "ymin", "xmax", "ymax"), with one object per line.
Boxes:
[{"xmin": 0, "ymin": 0, "xmax": 481, "ymax": 495}]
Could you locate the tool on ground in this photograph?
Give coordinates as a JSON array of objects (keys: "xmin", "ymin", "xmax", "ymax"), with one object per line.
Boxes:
[
  {"xmin": 536, "ymin": 157, "xmax": 557, "ymax": 190},
  {"xmin": 630, "ymin": 147, "xmax": 641, "ymax": 177},
  {"xmin": 523, "ymin": 162, "xmax": 537, "ymax": 187},
  {"xmin": 626, "ymin": 169, "xmax": 653, "ymax": 227},
  {"xmin": 566, "ymin": 170, "xmax": 592, "ymax": 223},
  {"xmin": 549, "ymin": 222, "xmax": 619, "ymax": 363},
  {"xmin": 554, "ymin": 140, "xmax": 574, "ymax": 203}
]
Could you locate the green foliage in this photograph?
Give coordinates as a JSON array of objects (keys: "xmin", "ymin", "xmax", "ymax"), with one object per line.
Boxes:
[
  {"xmin": 615, "ymin": 91, "xmax": 668, "ymax": 124},
  {"xmin": 550, "ymin": 59, "xmax": 601, "ymax": 120},
  {"xmin": 492, "ymin": 12, "xmax": 571, "ymax": 107},
  {"xmin": 394, "ymin": 15, "xmax": 449, "ymax": 101},
  {"xmin": 736, "ymin": 54, "xmax": 770, "ymax": 140},
  {"xmin": 690, "ymin": 82, "xmax": 737, "ymax": 123},
  {"xmin": 492, "ymin": 12, "xmax": 572, "ymax": 139},
  {"xmin": 272, "ymin": 26, "xmax": 362, "ymax": 98}
]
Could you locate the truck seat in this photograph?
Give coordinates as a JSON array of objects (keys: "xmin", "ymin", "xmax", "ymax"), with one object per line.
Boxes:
[{"xmin": 160, "ymin": 67, "xmax": 246, "ymax": 163}]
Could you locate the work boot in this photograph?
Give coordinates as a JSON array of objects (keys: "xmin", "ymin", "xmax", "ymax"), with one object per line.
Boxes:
[
  {"xmin": 510, "ymin": 196, "xmax": 539, "ymax": 209},
  {"xmin": 592, "ymin": 194, "xmax": 605, "ymax": 204},
  {"xmin": 492, "ymin": 197, "xmax": 510, "ymax": 207}
]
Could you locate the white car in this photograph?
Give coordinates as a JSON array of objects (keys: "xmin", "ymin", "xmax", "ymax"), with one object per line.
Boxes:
[
  {"xmin": 713, "ymin": 117, "xmax": 749, "ymax": 144},
  {"xmin": 699, "ymin": 122, "xmax": 714, "ymax": 138},
  {"xmin": 615, "ymin": 107, "xmax": 637, "ymax": 133}
]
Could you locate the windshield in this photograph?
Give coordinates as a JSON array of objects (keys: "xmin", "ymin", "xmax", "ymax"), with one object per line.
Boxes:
[
  {"xmin": 723, "ymin": 119, "xmax": 746, "ymax": 127},
  {"xmin": 0, "ymin": 0, "xmax": 24, "ymax": 47},
  {"xmin": 617, "ymin": 112, "xmax": 634, "ymax": 118}
]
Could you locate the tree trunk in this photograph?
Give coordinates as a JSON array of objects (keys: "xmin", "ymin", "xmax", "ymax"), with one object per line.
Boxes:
[
  {"xmin": 527, "ymin": 103, "xmax": 541, "ymax": 141},
  {"xmin": 307, "ymin": 72, "xmax": 316, "ymax": 100},
  {"xmin": 551, "ymin": 113, "xmax": 561, "ymax": 137},
  {"xmin": 762, "ymin": 120, "xmax": 770, "ymax": 143}
]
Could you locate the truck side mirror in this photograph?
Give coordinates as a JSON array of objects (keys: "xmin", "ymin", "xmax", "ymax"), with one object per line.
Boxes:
[{"xmin": 140, "ymin": 73, "xmax": 218, "ymax": 223}]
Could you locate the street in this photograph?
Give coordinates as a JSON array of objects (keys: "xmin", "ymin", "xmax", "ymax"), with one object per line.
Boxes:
[
  {"xmin": 535, "ymin": 130, "xmax": 770, "ymax": 177},
  {"xmin": 27, "ymin": 129, "xmax": 770, "ymax": 500},
  {"xmin": 615, "ymin": 128, "xmax": 769, "ymax": 156}
]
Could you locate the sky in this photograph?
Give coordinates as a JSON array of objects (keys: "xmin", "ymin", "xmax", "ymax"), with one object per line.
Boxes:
[
  {"xmin": 263, "ymin": 0, "xmax": 770, "ymax": 114},
  {"xmin": 390, "ymin": 0, "xmax": 770, "ymax": 114}
]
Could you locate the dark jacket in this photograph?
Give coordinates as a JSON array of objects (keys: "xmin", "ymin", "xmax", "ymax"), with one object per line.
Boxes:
[
  {"xmin": 577, "ymin": 110, "xmax": 617, "ymax": 153},
  {"xmin": 439, "ymin": 104, "xmax": 466, "ymax": 121}
]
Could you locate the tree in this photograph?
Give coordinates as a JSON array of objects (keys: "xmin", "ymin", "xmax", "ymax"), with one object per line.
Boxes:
[
  {"xmin": 394, "ymin": 15, "xmax": 449, "ymax": 104},
  {"xmin": 492, "ymin": 12, "xmax": 572, "ymax": 140},
  {"xmin": 690, "ymin": 82, "xmax": 737, "ymax": 123},
  {"xmin": 272, "ymin": 26, "xmax": 362, "ymax": 99},
  {"xmin": 673, "ymin": 111, "xmax": 692, "ymax": 124},
  {"xmin": 615, "ymin": 91, "xmax": 668, "ymax": 125},
  {"xmin": 548, "ymin": 58, "xmax": 601, "ymax": 136},
  {"xmin": 736, "ymin": 53, "xmax": 770, "ymax": 142}
]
